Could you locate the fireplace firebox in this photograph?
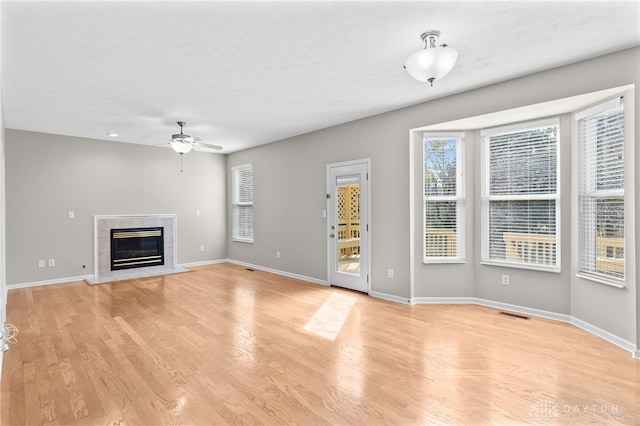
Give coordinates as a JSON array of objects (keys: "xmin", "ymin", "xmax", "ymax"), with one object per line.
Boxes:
[{"xmin": 110, "ymin": 227, "xmax": 164, "ymax": 271}]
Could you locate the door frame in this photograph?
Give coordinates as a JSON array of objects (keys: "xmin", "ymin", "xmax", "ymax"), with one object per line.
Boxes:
[{"xmin": 326, "ymin": 158, "xmax": 371, "ymax": 293}]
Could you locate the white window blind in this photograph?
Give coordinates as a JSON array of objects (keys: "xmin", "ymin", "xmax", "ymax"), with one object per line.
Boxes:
[
  {"xmin": 232, "ymin": 164, "xmax": 254, "ymax": 243},
  {"xmin": 577, "ymin": 98, "xmax": 624, "ymax": 285},
  {"xmin": 423, "ymin": 133, "xmax": 465, "ymax": 262},
  {"xmin": 481, "ymin": 119, "xmax": 560, "ymax": 271}
]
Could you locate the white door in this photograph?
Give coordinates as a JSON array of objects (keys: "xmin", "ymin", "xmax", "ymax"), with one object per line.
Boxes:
[{"xmin": 327, "ymin": 159, "xmax": 369, "ymax": 293}]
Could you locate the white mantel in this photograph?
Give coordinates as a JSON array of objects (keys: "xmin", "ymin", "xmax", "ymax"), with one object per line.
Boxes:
[{"xmin": 87, "ymin": 214, "xmax": 187, "ymax": 284}]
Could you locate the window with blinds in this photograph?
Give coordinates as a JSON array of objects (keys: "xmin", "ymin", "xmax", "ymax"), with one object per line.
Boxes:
[
  {"xmin": 576, "ymin": 98, "xmax": 624, "ymax": 285},
  {"xmin": 232, "ymin": 164, "xmax": 254, "ymax": 243},
  {"xmin": 423, "ymin": 134, "xmax": 465, "ymax": 262},
  {"xmin": 481, "ymin": 119, "xmax": 560, "ymax": 271}
]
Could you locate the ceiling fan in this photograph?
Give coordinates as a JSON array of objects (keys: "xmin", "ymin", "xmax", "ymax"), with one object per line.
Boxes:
[{"xmin": 169, "ymin": 121, "xmax": 222, "ymax": 154}]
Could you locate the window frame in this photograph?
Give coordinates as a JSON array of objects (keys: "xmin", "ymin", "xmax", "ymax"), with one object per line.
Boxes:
[
  {"xmin": 480, "ymin": 118, "xmax": 561, "ymax": 272},
  {"xmin": 423, "ymin": 132, "xmax": 465, "ymax": 263},
  {"xmin": 575, "ymin": 97, "xmax": 625, "ymax": 287},
  {"xmin": 231, "ymin": 163, "xmax": 254, "ymax": 243}
]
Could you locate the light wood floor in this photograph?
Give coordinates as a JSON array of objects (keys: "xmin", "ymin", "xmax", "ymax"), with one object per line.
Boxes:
[{"xmin": 1, "ymin": 263, "xmax": 639, "ymax": 425}]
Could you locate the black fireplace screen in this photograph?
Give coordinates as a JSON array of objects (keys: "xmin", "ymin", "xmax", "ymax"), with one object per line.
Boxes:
[{"xmin": 110, "ymin": 227, "xmax": 164, "ymax": 271}]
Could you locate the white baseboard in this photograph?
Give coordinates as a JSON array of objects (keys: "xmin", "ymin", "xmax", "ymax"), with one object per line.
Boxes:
[
  {"xmin": 411, "ymin": 296, "xmax": 637, "ymax": 358},
  {"xmin": 226, "ymin": 259, "xmax": 329, "ymax": 287},
  {"xmin": 5, "ymin": 258, "xmax": 229, "ymax": 289},
  {"xmin": 413, "ymin": 296, "xmax": 476, "ymax": 305},
  {"xmin": 570, "ymin": 316, "xmax": 637, "ymax": 355},
  {"xmin": 370, "ymin": 291, "xmax": 412, "ymax": 304},
  {"xmin": 413, "ymin": 297, "xmax": 570, "ymax": 322},
  {"xmin": 180, "ymin": 259, "xmax": 228, "ymax": 268},
  {"xmin": 473, "ymin": 298, "xmax": 572, "ymax": 323},
  {"xmin": 474, "ymin": 300, "xmax": 637, "ymax": 357},
  {"xmin": 7, "ymin": 274, "xmax": 94, "ymax": 290}
]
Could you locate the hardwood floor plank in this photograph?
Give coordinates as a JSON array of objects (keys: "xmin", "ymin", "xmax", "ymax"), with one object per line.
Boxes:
[
  {"xmin": 22, "ymin": 362, "xmax": 38, "ymax": 425},
  {"xmin": 2, "ymin": 263, "xmax": 639, "ymax": 425}
]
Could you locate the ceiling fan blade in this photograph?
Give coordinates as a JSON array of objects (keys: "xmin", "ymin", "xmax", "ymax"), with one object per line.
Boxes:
[
  {"xmin": 195, "ymin": 141, "xmax": 223, "ymax": 150},
  {"xmin": 171, "ymin": 135, "xmax": 194, "ymax": 143}
]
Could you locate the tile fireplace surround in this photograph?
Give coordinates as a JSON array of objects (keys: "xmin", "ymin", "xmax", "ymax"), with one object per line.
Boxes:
[{"xmin": 87, "ymin": 214, "xmax": 188, "ymax": 285}]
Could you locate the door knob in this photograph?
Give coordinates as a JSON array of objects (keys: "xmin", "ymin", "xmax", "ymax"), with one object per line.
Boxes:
[{"xmin": 329, "ymin": 234, "xmax": 335, "ymax": 238}]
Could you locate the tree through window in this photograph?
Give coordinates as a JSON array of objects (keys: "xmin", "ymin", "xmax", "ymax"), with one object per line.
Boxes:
[{"xmin": 423, "ymin": 134, "xmax": 465, "ymax": 262}]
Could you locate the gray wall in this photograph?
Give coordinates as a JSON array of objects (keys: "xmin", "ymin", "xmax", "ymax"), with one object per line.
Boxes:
[
  {"xmin": 0, "ymin": 0, "xmax": 6, "ymax": 375},
  {"xmin": 227, "ymin": 47, "xmax": 639, "ymax": 345},
  {"xmin": 227, "ymin": 107, "xmax": 411, "ymax": 297},
  {"xmin": 570, "ymin": 92, "xmax": 638, "ymax": 343},
  {"xmin": 411, "ymin": 129, "xmax": 475, "ymax": 299},
  {"xmin": 1, "ymin": 90, "xmax": 6, "ymax": 323},
  {"xmin": 471, "ymin": 116, "xmax": 572, "ymax": 315},
  {"xmin": 5, "ymin": 130, "xmax": 227, "ymax": 285}
]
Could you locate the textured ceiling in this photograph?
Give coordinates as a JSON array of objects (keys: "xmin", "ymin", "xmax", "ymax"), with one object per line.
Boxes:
[{"xmin": 2, "ymin": 1, "xmax": 639, "ymax": 153}]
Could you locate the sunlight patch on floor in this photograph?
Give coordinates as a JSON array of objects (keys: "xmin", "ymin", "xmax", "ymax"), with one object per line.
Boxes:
[{"xmin": 303, "ymin": 292, "xmax": 356, "ymax": 341}]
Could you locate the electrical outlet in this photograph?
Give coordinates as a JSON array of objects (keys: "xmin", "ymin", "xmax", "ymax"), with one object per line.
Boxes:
[
  {"xmin": 48, "ymin": 259, "xmax": 55, "ymax": 267},
  {"xmin": 388, "ymin": 269, "xmax": 394, "ymax": 279},
  {"xmin": 200, "ymin": 246, "xmax": 205, "ymax": 252},
  {"xmin": 38, "ymin": 260, "xmax": 45, "ymax": 268},
  {"xmin": 276, "ymin": 251, "xmax": 281, "ymax": 258},
  {"xmin": 502, "ymin": 274, "xmax": 510, "ymax": 285},
  {"xmin": 68, "ymin": 211, "xmax": 75, "ymax": 219}
]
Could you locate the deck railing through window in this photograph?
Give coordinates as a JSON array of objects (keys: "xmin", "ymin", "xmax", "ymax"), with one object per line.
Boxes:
[
  {"xmin": 502, "ymin": 233, "xmax": 555, "ymax": 265},
  {"xmin": 502, "ymin": 233, "xmax": 624, "ymax": 274},
  {"xmin": 425, "ymin": 229, "xmax": 457, "ymax": 257}
]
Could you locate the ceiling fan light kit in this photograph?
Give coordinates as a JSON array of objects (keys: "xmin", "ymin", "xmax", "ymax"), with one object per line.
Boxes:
[
  {"xmin": 170, "ymin": 141, "xmax": 193, "ymax": 154},
  {"xmin": 404, "ymin": 30, "xmax": 458, "ymax": 86},
  {"xmin": 167, "ymin": 121, "xmax": 223, "ymax": 172},
  {"xmin": 168, "ymin": 121, "xmax": 222, "ymax": 154},
  {"xmin": 170, "ymin": 121, "xmax": 194, "ymax": 153}
]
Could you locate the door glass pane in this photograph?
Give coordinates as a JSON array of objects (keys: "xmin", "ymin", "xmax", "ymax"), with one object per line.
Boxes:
[{"xmin": 336, "ymin": 177, "xmax": 360, "ymax": 276}]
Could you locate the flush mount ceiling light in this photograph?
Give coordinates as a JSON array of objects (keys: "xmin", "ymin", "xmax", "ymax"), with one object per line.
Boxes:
[{"xmin": 404, "ymin": 30, "xmax": 458, "ymax": 86}]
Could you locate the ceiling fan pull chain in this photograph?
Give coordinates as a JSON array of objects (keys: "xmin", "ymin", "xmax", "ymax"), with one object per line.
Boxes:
[{"xmin": 180, "ymin": 153, "xmax": 184, "ymax": 173}]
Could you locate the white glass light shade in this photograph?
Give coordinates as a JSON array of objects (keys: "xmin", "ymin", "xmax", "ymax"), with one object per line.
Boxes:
[
  {"xmin": 405, "ymin": 45, "xmax": 458, "ymax": 83},
  {"xmin": 170, "ymin": 141, "xmax": 193, "ymax": 154}
]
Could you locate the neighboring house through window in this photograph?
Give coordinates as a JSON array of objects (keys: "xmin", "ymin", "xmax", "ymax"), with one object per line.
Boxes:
[{"xmin": 577, "ymin": 98, "xmax": 625, "ymax": 285}]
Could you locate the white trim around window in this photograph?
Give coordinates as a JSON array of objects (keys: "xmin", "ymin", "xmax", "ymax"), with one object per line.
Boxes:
[
  {"xmin": 423, "ymin": 132, "xmax": 465, "ymax": 263},
  {"xmin": 481, "ymin": 118, "xmax": 561, "ymax": 272},
  {"xmin": 232, "ymin": 163, "xmax": 254, "ymax": 243},
  {"xmin": 576, "ymin": 97, "xmax": 625, "ymax": 287}
]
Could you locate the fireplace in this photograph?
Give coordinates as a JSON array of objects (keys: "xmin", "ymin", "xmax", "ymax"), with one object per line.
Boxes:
[
  {"xmin": 90, "ymin": 214, "xmax": 183, "ymax": 285},
  {"xmin": 111, "ymin": 227, "xmax": 164, "ymax": 271}
]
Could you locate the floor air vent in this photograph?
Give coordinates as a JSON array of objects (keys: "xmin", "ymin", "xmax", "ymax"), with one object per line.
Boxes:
[
  {"xmin": 245, "ymin": 268, "xmax": 255, "ymax": 271},
  {"xmin": 499, "ymin": 311, "xmax": 530, "ymax": 320}
]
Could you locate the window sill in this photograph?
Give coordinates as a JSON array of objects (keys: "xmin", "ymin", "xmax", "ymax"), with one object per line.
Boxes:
[
  {"xmin": 576, "ymin": 273, "xmax": 625, "ymax": 288},
  {"xmin": 480, "ymin": 260, "xmax": 560, "ymax": 273},
  {"xmin": 424, "ymin": 258, "xmax": 466, "ymax": 264},
  {"xmin": 232, "ymin": 238, "xmax": 254, "ymax": 244}
]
